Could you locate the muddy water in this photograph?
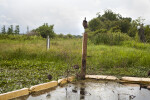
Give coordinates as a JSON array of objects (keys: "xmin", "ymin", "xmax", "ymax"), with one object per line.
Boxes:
[{"xmin": 14, "ymin": 79, "xmax": 150, "ymax": 100}]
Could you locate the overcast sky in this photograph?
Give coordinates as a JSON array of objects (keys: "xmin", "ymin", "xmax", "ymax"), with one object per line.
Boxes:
[{"xmin": 0, "ymin": 0, "xmax": 150, "ymax": 35}]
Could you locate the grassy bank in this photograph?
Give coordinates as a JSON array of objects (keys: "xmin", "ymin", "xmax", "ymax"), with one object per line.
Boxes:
[{"xmin": 0, "ymin": 35, "xmax": 150, "ymax": 93}]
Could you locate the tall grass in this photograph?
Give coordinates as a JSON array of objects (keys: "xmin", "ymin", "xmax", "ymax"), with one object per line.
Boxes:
[{"xmin": 87, "ymin": 44, "xmax": 150, "ymax": 76}]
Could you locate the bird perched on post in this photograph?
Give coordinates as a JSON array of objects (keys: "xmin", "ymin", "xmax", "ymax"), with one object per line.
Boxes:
[{"xmin": 83, "ymin": 17, "xmax": 88, "ymax": 29}]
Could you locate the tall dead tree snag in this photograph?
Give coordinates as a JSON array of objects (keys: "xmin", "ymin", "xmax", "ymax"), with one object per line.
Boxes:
[
  {"xmin": 138, "ymin": 24, "xmax": 145, "ymax": 42},
  {"xmin": 80, "ymin": 17, "xmax": 88, "ymax": 79}
]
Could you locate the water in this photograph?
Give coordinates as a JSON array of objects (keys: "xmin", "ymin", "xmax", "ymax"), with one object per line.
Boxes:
[{"xmin": 13, "ymin": 79, "xmax": 150, "ymax": 100}]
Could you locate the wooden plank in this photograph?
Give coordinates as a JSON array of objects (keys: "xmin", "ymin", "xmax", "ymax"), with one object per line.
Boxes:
[
  {"xmin": 0, "ymin": 88, "xmax": 29, "ymax": 100},
  {"xmin": 29, "ymin": 81, "xmax": 58, "ymax": 92}
]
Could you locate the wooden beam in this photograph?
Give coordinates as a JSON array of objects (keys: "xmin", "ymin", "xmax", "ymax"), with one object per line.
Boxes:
[{"xmin": 80, "ymin": 32, "xmax": 88, "ymax": 79}]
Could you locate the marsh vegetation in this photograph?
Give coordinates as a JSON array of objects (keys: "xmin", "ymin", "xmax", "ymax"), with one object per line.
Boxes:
[{"xmin": 0, "ymin": 34, "xmax": 150, "ymax": 93}]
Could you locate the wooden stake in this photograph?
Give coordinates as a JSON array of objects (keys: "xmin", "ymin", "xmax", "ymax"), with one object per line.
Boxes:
[{"xmin": 81, "ymin": 32, "xmax": 88, "ymax": 79}]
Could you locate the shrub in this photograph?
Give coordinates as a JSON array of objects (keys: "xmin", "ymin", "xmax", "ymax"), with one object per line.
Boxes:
[
  {"xmin": 26, "ymin": 31, "xmax": 40, "ymax": 36},
  {"xmin": 89, "ymin": 29, "xmax": 131, "ymax": 45}
]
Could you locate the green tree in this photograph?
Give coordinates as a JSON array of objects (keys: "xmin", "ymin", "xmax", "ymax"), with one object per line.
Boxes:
[
  {"xmin": 88, "ymin": 9, "xmax": 150, "ymax": 43},
  {"xmin": 88, "ymin": 18, "xmax": 102, "ymax": 31},
  {"xmin": 127, "ymin": 20, "xmax": 138, "ymax": 37},
  {"xmin": 102, "ymin": 9, "xmax": 118, "ymax": 21},
  {"xmin": 1, "ymin": 25, "xmax": 6, "ymax": 34},
  {"xmin": 144, "ymin": 25, "xmax": 150, "ymax": 42},
  {"xmin": 119, "ymin": 18, "xmax": 132, "ymax": 33},
  {"xmin": 57, "ymin": 33, "xmax": 64, "ymax": 38},
  {"xmin": 7, "ymin": 27, "xmax": 12, "ymax": 34},
  {"xmin": 88, "ymin": 9, "xmax": 132, "ymax": 34},
  {"xmin": 10, "ymin": 25, "xmax": 13, "ymax": 34},
  {"xmin": 35, "ymin": 23, "xmax": 55, "ymax": 38},
  {"xmin": 7, "ymin": 25, "xmax": 14, "ymax": 34},
  {"xmin": 14, "ymin": 25, "xmax": 20, "ymax": 34},
  {"xmin": 66, "ymin": 34, "xmax": 73, "ymax": 38}
]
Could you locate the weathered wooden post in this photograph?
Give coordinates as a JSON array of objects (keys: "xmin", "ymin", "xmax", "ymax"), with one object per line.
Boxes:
[
  {"xmin": 47, "ymin": 35, "xmax": 50, "ymax": 50},
  {"xmin": 80, "ymin": 17, "xmax": 88, "ymax": 79}
]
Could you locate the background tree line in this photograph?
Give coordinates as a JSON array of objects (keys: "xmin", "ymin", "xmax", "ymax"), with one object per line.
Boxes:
[
  {"xmin": 27, "ymin": 23, "xmax": 81, "ymax": 39},
  {"xmin": 1, "ymin": 25, "xmax": 20, "ymax": 34},
  {"xmin": 88, "ymin": 9, "xmax": 150, "ymax": 44},
  {"xmin": 0, "ymin": 23, "xmax": 81, "ymax": 39}
]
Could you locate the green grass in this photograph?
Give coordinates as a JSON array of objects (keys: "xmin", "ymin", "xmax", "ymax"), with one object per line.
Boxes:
[{"xmin": 0, "ymin": 34, "xmax": 150, "ymax": 93}]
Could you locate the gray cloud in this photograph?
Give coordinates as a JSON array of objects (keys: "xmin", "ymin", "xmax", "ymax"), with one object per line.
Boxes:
[{"xmin": 0, "ymin": 0, "xmax": 150, "ymax": 35}]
